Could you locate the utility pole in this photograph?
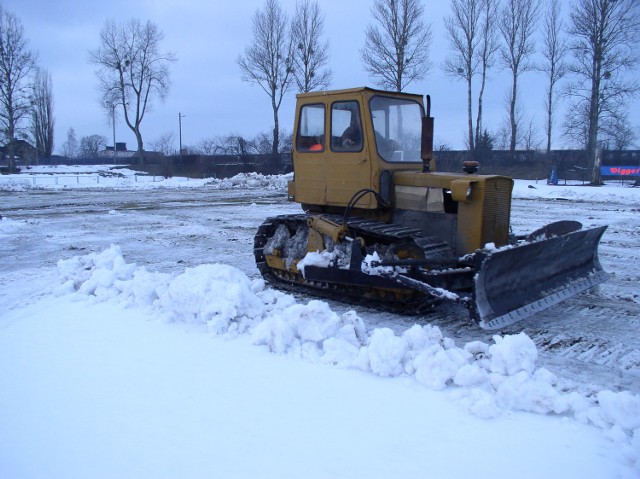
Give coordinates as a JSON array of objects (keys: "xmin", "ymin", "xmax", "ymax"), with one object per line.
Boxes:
[
  {"xmin": 111, "ymin": 103, "xmax": 116, "ymax": 165},
  {"xmin": 179, "ymin": 112, "xmax": 186, "ymax": 160},
  {"xmin": 106, "ymin": 102, "xmax": 117, "ymax": 165}
]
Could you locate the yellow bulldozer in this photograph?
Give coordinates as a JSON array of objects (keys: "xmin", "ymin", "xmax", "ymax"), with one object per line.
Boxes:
[{"xmin": 254, "ymin": 87, "xmax": 608, "ymax": 330}]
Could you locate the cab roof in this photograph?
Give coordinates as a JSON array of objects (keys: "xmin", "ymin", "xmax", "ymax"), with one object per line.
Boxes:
[{"xmin": 296, "ymin": 86, "xmax": 424, "ymax": 103}]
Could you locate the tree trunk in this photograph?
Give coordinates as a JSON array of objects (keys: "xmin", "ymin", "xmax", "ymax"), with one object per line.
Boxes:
[
  {"xmin": 466, "ymin": 76, "xmax": 474, "ymax": 155},
  {"xmin": 6, "ymin": 113, "xmax": 17, "ymax": 173},
  {"xmin": 134, "ymin": 127, "xmax": 145, "ymax": 166},
  {"xmin": 509, "ymin": 72, "xmax": 517, "ymax": 152},
  {"xmin": 475, "ymin": 77, "xmax": 485, "ymax": 149},
  {"xmin": 4, "ymin": 150, "xmax": 16, "ymax": 174},
  {"xmin": 8, "ymin": 153, "xmax": 17, "ymax": 173},
  {"xmin": 592, "ymin": 147, "xmax": 603, "ymax": 185},
  {"xmin": 546, "ymin": 87, "xmax": 553, "ymax": 155},
  {"xmin": 588, "ymin": 44, "xmax": 602, "ymax": 185},
  {"xmin": 546, "ymin": 84, "xmax": 555, "ymax": 177},
  {"xmin": 272, "ymin": 92, "xmax": 279, "ymax": 155}
]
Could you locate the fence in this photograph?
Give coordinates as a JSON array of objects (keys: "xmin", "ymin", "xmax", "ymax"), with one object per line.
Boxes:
[
  {"xmin": 41, "ymin": 153, "xmax": 294, "ymax": 179},
  {"xmin": 5, "ymin": 150, "xmax": 639, "ymax": 183},
  {"xmin": 0, "ymin": 173, "xmax": 164, "ymax": 187}
]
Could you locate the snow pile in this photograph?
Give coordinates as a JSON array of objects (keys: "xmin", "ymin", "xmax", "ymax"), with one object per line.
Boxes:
[
  {"xmin": 0, "ymin": 178, "xmax": 30, "ymax": 191},
  {"xmin": 0, "ymin": 215, "xmax": 26, "ymax": 237},
  {"xmin": 56, "ymin": 246, "xmax": 640, "ymax": 469},
  {"xmin": 512, "ymin": 179, "xmax": 639, "ymax": 206},
  {"xmin": 157, "ymin": 264, "xmax": 267, "ymax": 334},
  {"xmin": 0, "ymin": 165, "xmax": 291, "ymax": 191},
  {"xmin": 253, "ymin": 301, "xmax": 367, "ymax": 359},
  {"xmin": 56, "ymin": 246, "xmax": 168, "ymax": 307},
  {"xmin": 206, "ymin": 172, "xmax": 291, "ymax": 190},
  {"xmin": 23, "ymin": 165, "xmax": 137, "ymax": 174}
]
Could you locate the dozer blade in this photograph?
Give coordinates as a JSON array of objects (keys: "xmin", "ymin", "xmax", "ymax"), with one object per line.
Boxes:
[{"xmin": 472, "ymin": 225, "xmax": 609, "ymax": 330}]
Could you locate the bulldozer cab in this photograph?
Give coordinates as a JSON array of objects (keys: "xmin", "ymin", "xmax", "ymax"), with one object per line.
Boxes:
[{"xmin": 289, "ymin": 87, "xmax": 425, "ymax": 210}]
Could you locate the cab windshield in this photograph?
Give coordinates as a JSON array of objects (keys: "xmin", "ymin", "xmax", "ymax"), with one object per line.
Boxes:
[{"xmin": 370, "ymin": 96, "xmax": 423, "ymax": 163}]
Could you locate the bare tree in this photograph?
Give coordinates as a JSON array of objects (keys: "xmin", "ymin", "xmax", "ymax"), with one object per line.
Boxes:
[
  {"xmin": 79, "ymin": 134, "xmax": 107, "ymax": 159},
  {"xmin": 522, "ymin": 119, "xmax": 542, "ymax": 151},
  {"xmin": 196, "ymin": 138, "xmax": 217, "ymax": 156},
  {"xmin": 30, "ymin": 67, "xmax": 55, "ymax": 162},
  {"xmin": 475, "ymin": 128, "xmax": 495, "ymax": 152},
  {"xmin": 198, "ymin": 130, "xmax": 290, "ymax": 157},
  {"xmin": 90, "ymin": 19, "xmax": 176, "ymax": 164},
  {"xmin": 600, "ymin": 110, "xmax": 637, "ymax": 151},
  {"xmin": 443, "ymin": 0, "xmax": 481, "ymax": 151},
  {"xmin": 279, "ymin": 130, "xmax": 293, "ymax": 154},
  {"xmin": 565, "ymin": 0, "xmax": 640, "ymax": 184},
  {"xmin": 540, "ymin": 0, "xmax": 568, "ymax": 155},
  {"xmin": 498, "ymin": 0, "xmax": 541, "ymax": 152},
  {"xmin": 149, "ymin": 132, "xmax": 176, "ymax": 156},
  {"xmin": 211, "ymin": 134, "xmax": 259, "ymax": 156},
  {"xmin": 0, "ymin": 7, "xmax": 36, "ymax": 171},
  {"xmin": 562, "ymin": 99, "xmax": 590, "ymax": 148},
  {"xmin": 495, "ymin": 125, "xmax": 510, "ymax": 149},
  {"xmin": 254, "ymin": 131, "xmax": 274, "ymax": 154},
  {"xmin": 249, "ymin": 129, "xmax": 291, "ymax": 154},
  {"xmin": 500, "ymin": 92, "xmax": 528, "ymax": 147},
  {"xmin": 291, "ymin": 0, "xmax": 331, "ymax": 93},
  {"xmin": 362, "ymin": 0, "xmax": 432, "ymax": 92},
  {"xmin": 474, "ymin": 0, "xmax": 500, "ymax": 149},
  {"xmin": 238, "ymin": 0, "xmax": 294, "ymax": 155},
  {"xmin": 62, "ymin": 127, "xmax": 78, "ymax": 159}
]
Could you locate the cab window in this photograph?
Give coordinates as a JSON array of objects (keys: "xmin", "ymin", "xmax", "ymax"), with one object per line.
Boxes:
[
  {"xmin": 296, "ymin": 104, "xmax": 325, "ymax": 152},
  {"xmin": 370, "ymin": 96, "xmax": 422, "ymax": 162},
  {"xmin": 331, "ymin": 101, "xmax": 363, "ymax": 152}
]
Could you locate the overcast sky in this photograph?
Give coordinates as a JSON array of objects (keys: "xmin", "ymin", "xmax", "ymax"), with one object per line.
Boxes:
[{"xmin": 5, "ymin": 0, "xmax": 640, "ymax": 154}]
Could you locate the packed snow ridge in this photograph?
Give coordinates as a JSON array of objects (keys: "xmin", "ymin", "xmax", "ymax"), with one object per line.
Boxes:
[
  {"xmin": 0, "ymin": 167, "xmax": 291, "ymax": 191},
  {"xmin": 56, "ymin": 245, "xmax": 640, "ymax": 468}
]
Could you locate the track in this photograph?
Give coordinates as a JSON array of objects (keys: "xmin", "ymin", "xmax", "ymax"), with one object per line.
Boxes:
[{"xmin": 254, "ymin": 213, "xmax": 461, "ymax": 315}]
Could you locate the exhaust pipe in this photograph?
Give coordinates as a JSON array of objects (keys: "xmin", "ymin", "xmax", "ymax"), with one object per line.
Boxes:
[{"xmin": 421, "ymin": 95, "xmax": 434, "ymax": 172}]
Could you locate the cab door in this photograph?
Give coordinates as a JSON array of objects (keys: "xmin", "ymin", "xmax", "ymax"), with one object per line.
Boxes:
[
  {"xmin": 326, "ymin": 100, "xmax": 372, "ymax": 207},
  {"xmin": 292, "ymin": 102, "xmax": 327, "ymax": 205}
]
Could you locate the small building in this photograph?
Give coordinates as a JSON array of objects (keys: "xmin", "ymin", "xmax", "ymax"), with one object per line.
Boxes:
[
  {"xmin": 0, "ymin": 139, "xmax": 37, "ymax": 172},
  {"xmin": 1, "ymin": 139, "xmax": 37, "ymax": 160},
  {"xmin": 100, "ymin": 142, "xmax": 137, "ymax": 160}
]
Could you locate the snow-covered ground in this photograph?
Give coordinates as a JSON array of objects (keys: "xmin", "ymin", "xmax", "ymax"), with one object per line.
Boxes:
[
  {"xmin": 1, "ymin": 166, "xmax": 639, "ymax": 478},
  {"xmin": 0, "ymin": 164, "xmax": 290, "ymax": 191}
]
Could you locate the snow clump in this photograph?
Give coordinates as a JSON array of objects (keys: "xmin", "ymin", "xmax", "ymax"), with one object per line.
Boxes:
[
  {"xmin": 207, "ymin": 172, "xmax": 291, "ymax": 191},
  {"xmin": 157, "ymin": 263, "xmax": 266, "ymax": 334}
]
